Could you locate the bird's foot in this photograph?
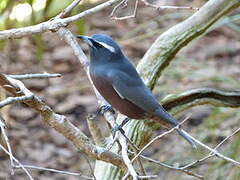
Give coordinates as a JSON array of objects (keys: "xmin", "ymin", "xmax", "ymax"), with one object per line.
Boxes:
[
  {"xmin": 111, "ymin": 118, "xmax": 130, "ymax": 137},
  {"xmin": 111, "ymin": 125, "xmax": 124, "ymax": 137},
  {"xmin": 97, "ymin": 105, "xmax": 115, "ymax": 115}
]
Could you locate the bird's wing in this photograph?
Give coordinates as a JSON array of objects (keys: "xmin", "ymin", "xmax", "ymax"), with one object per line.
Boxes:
[
  {"xmin": 107, "ymin": 68, "xmax": 196, "ymax": 147},
  {"xmin": 107, "ymin": 70, "xmax": 160, "ymax": 113},
  {"xmin": 109, "ymin": 70, "xmax": 183, "ymax": 127}
]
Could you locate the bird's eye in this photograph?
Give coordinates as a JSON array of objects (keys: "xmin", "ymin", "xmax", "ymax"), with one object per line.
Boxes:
[
  {"xmin": 93, "ymin": 41, "xmax": 103, "ymax": 48},
  {"xmin": 93, "ymin": 40, "xmax": 116, "ymax": 53}
]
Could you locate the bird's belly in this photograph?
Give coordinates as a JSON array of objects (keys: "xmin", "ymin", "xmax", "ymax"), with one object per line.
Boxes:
[{"xmin": 91, "ymin": 75, "xmax": 145, "ymax": 119}]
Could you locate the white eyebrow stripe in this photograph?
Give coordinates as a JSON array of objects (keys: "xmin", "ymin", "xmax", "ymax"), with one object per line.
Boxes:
[
  {"xmin": 88, "ymin": 40, "xmax": 94, "ymax": 47},
  {"xmin": 96, "ymin": 41, "xmax": 116, "ymax": 53},
  {"xmin": 113, "ymin": 85, "xmax": 125, "ymax": 99}
]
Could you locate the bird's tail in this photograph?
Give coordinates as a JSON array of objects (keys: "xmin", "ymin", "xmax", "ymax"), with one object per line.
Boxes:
[
  {"xmin": 153, "ymin": 107, "xmax": 196, "ymax": 148},
  {"xmin": 177, "ymin": 129, "xmax": 196, "ymax": 148}
]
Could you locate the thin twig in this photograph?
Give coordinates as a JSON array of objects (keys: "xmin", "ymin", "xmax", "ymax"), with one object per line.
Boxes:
[
  {"xmin": 7, "ymin": 73, "xmax": 62, "ymax": 80},
  {"xmin": 13, "ymin": 165, "xmax": 94, "ymax": 180},
  {"xmin": 182, "ymin": 127, "xmax": 240, "ymax": 169},
  {"xmin": 106, "ymin": 132, "xmax": 120, "ymax": 151},
  {"xmin": 137, "ymin": 154, "xmax": 204, "ymax": 179},
  {"xmin": 111, "ymin": 0, "xmax": 139, "ymax": 20},
  {"xmin": 56, "ymin": 0, "xmax": 82, "ymax": 18},
  {"xmin": 0, "ymin": 143, "xmax": 34, "ymax": 180},
  {"xmin": 6, "ymin": 76, "xmax": 34, "ymax": 96},
  {"xmin": 120, "ymin": 132, "xmax": 147, "ymax": 176},
  {"xmin": 132, "ymin": 117, "xmax": 190, "ymax": 163},
  {"xmin": 0, "ymin": 116, "xmax": 14, "ymax": 174},
  {"xmin": 209, "ymin": 127, "xmax": 240, "ymax": 150},
  {"xmin": 0, "ymin": 95, "xmax": 33, "ymax": 108},
  {"xmin": 122, "ymin": 171, "xmax": 130, "ymax": 180},
  {"xmin": 83, "ymin": 154, "xmax": 96, "ymax": 180},
  {"xmin": 120, "ymin": 136, "xmax": 138, "ymax": 180},
  {"xmin": 110, "ymin": 0, "xmax": 128, "ymax": 17},
  {"xmin": 141, "ymin": 0, "xmax": 199, "ymax": 10},
  {"xmin": 138, "ymin": 175, "xmax": 158, "ymax": 179},
  {"xmin": 182, "ymin": 130, "xmax": 240, "ymax": 167}
]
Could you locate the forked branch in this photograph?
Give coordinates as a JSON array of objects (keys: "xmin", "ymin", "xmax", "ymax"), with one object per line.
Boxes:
[{"xmin": 0, "ymin": 73, "xmax": 125, "ymax": 170}]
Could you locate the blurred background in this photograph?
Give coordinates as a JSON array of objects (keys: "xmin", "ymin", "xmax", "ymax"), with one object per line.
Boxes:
[{"xmin": 0, "ymin": 0, "xmax": 240, "ymax": 179}]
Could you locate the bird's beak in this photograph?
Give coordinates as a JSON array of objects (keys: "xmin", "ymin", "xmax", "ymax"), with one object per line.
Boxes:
[{"xmin": 77, "ymin": 35, "xmax": 94, "ymax": 47}]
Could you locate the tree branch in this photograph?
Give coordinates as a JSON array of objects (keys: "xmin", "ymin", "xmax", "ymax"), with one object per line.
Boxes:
[
  {"xmin": 56, "ymin": 0, "xmax": 82, "ymax": 18},
  {"xmin": 0, "ymin": 95, "xmax": 33, "ymax": 108},
  {"xmin": 0, "ymin": 115, "xmax": 14, "ymax": 174},
  {"xmin": 182, "ymin": 130, "xmax": 240, "ymax": 167},
  {"xmin": 14, "ymin": 165, "xmax": 94, "ymax": 179},
  {"xmin": 0, "ymin": 0, "xmax": 121, "ymax": 40},
  {"xmin": 141, "ymin": 0, "xmax": 199, "ymax": 10},
  {"xmin": 137, "ymin": 0, "xmax": 240, "ymax": 89},
  {"xmin": 137, "ymin": 153, "xmax": 204, "ymax": 179},
  {"xmin": 7, "ymin": 73, "xmax": 62, "ymax": 80},
  {"xmin": 182, "ymin": 127, "xmax": 240, "ymax": 169},
  {"xmin": 87, "ymin": 114, "xmax": 106, "ymax": 146},
  {"xmin": 161, "ymin": 88, "xmax": 240, "ymax": 114},
  {"xmin": 0, "ymin": 73, "xmax": 126, "ymax": 170},
  {"xmin": 0, "ymin": 144, "xmax": 34, "ymax": 180}
]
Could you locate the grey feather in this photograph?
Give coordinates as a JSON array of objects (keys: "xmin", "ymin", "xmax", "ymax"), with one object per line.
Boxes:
[{"xmin": 108, "ymin": 69, "xmax": 160, "ymax": 114}]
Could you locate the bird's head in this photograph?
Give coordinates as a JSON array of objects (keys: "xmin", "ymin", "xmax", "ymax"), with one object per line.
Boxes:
[{"xmin": 77, "ymin": 34, "xmax": 123, "ymax": 62}]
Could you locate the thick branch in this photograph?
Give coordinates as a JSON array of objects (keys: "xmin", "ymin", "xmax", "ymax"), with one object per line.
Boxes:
[
  {"xmin": 161, "ymin": 88, "xmax": 240, "ymax": 114},
  {"xmin": 137, "ymin": 0, "xmax": 240, "ymax": 89}
]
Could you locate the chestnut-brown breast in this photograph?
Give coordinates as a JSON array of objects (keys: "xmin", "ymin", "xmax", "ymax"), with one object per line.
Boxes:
[{"xmin": 90, "ymin": 74, "xmax": 146, "ymax": 119}]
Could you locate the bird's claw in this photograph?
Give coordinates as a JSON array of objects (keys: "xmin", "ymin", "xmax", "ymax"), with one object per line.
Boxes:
[
  {"xmin": 97, "ymin": 105, "xmax": 115, "ymax": 115},
  {"xmin": 111, "ymin": 124, "xmax": 125, "ymax": 137},
  {"xmin": 111, "ymin": 118, "xmax": 130, "ymax": 137},
  {"xmin": 16, "ymin": 89, "xmax": 24, "ymax": 94}
]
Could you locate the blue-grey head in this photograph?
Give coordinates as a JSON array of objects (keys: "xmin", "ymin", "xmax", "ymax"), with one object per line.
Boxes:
[{"xmin": 77, "ymin": 34, "xmax": 124, "ymax": 62}]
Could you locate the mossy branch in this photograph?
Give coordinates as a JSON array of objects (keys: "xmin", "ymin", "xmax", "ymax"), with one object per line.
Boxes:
[{"xmin": 162, "ymin": 88, "xmax": 240, "ymax": 115}]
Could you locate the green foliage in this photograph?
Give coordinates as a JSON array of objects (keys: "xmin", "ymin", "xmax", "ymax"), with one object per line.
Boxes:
[
  {"xmin": 74, "ymin": 3, "xmax": 86, "ymax": 35},
  {"xmin": 32, "ymin": 34, "xmax": 44, "ymax": 62},
  {"xmin": 75, "ymin": 19, "xmax": 86, "ymax": 35},
  {"xmin": 45, "ymin": 0, "xmax": 70, "ymax": 18},
  {"xmin": 0, "ymin": 0, "xmax": 9, "ymax": 13}
]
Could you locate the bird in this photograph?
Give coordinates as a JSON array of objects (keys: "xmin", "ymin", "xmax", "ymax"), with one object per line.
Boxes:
[{"xmin": 77, "ymin": 34, "xmax": 196, "ymax": 147}]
